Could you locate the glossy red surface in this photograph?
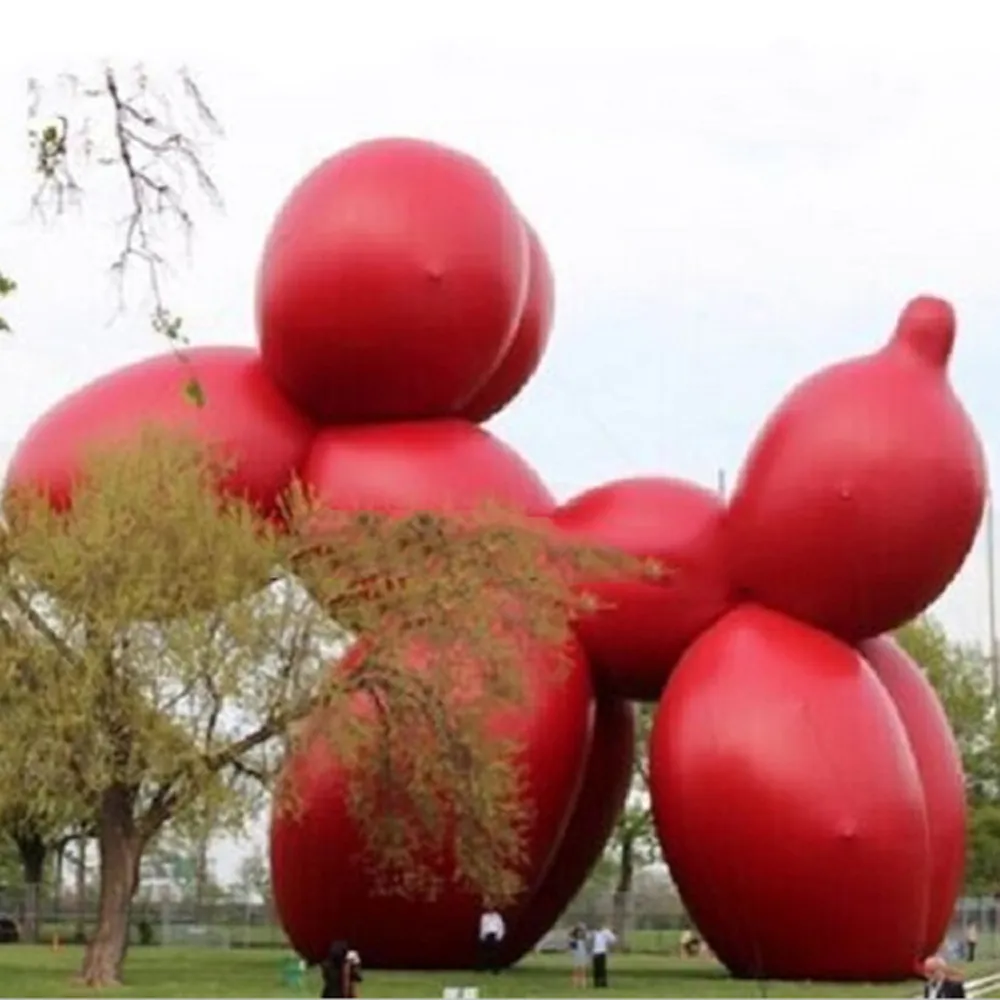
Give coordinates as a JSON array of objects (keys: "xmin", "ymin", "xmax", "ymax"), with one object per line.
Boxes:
[
  {"xmin": 862, "ymin": 635, "xmax": 966, "ymax": 959},
  {"xmin": 502, "ymin": 697, "xmax": 635, "ymax": 963},
  {"xmin": 269, "ymin": 639, "xmax": 594, "ymax": 968},
  {"xmin": 649, "ymin": 604, "xmax": 930, "ymax": 981},
  {"xmin": 460, "ymin": 222, "xmax": 555, "ymax": 423},
  {"xmin": 257, "ymin": 137, "xmax": 529, "ymax": 423},
  {"xmin": 554, "ymin": 477, "xmax": 733, "ymax": 701},
  {"xmin": 302, "ymin": 418, "xmax": 555, "ymax": 516},
  {"xmin": 6, "ymin": 346, "xmax": 315, "ymax": 516},
  {"xmin": 725, "ymin": 297, "xmax": 986, "ymax": 640}
]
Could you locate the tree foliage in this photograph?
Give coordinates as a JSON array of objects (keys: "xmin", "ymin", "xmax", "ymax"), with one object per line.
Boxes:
[
  {"xmin": 606, "ymin": 703, "xmax": 659, "ymax": 943},
  {"xmin": 0, "ymin": 429, "xmax": 628, "ymax": 984},
  {"xmin": 611, "ymin": 702, "xmax": 658, "ymax": 874},
  {"xmin": 143, "ymin": 826, "xmax": 223, "ymax": 906},
  {"xmin": 1, "ymin": 65, "xmax": 229, "ymax": 878},
  {"xmin": 0, "ymin": 835, "xmax": 21, "ymax": 888},
  {"xmin": 4, "ymin": 64, "xmax": 235, "ymax": 980},
  {"xmin": 967, "ymin": 804, "xmax": 1000, "ymax": 894},
  {"xmin": 896, "ymin": 616, "xmax": 1000, "ymax": 893},
  {"xmin": 0, "ymin": 272, "xmax": 14, "ymax": 334},
  {"xmin": 896, "ymin": 618, "xmax": 997, "ymax": 800},
  {"xmin": 233, "ymin": 847, "xmax": 271, "ymax": 906}
]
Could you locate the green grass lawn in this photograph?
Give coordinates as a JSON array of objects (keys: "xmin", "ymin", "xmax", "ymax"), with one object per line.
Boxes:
[{"xmin": 0, "ymin": 946, "xmax": 994, "ymax": 998}]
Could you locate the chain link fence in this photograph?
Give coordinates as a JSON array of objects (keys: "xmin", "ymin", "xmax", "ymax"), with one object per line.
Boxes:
[
  {"xmin": 0, "ymin": 884, "xmax": 287, "ymax": 949},
  {"xmin": 944, "ymin": 898, "xmax": 1000, "ymax": 962},
  {"xmin": 554, "ymin": 896, "xmax": 1000, "ymax": 959},
  {"xmin": 2, "ymin": 882, "xmax": 1000, "ymax": 962}
]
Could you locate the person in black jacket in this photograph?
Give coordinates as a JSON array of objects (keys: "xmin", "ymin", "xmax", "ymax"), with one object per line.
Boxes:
[
  {"xmin": 923, "ymin": 955, "xmax": 966, "ymax": 998},
  {"xmin": 319, "ymin": 940, "xmax": 363, "ymax": 998}
]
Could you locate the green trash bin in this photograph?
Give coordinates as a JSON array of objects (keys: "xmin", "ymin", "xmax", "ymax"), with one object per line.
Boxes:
[{"xmin": 280, "ymin": 955, "xmax": 306, "ymax": 991}]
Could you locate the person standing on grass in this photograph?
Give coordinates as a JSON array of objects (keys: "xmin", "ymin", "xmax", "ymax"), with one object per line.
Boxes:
[
  {"xmin": 477, "ymin": 905, "xmax": 505, "ymax": 974},
  {"xmin": 965, "ymin": 922, "xmax": 978, "ymax": 962},
  {"xmin": 568, "ymin": 923, "xmax": 589, "ymax": 988},
  {"xmin": 679, "ymin": 928, "xmax": 701, "ymax": 958},
  {"xmin": 319, "ymin": 941, "xmax": 363, "ymax": 998},
  {"xmin": 343, "ymin": 950, "xmax": 363, "ymax": 998},
  {"xmin": 590, "ymin": 922, "xmax": 616, "ymax": 989}
]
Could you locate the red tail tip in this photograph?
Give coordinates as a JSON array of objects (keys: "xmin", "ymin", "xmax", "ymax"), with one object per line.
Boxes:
[{"xmin": 889, "ymin": 296, "xmax": 956, "ymax": 369}]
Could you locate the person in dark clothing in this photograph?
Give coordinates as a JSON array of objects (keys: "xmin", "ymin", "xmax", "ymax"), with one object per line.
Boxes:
[
  {"xmin": 590, "ymin": 924, "xmax": 616, "ymax": 989},
  {"xmin": 477, "ymin": 907, "xmax": 505, "ymax": 974},
  {"xmin": 923, "ymin": 956, "xmax": 966, "ymax": 998},
  {"xmin": 319, "ymin": 940, "xmax": 363, "ymax": 998}
]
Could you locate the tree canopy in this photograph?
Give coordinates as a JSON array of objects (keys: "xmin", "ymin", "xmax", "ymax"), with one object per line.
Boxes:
[
  {"xmin": 896, "ymin": 616, "xmax": 1000, "ymax": 894},
  {"xmin": 896, "ymin": 617, "xmax": 997, "ymax": 801},
  {"xmin": 0, "ymin": 65, "xmax": 224, "ymax": 940},
  {"xmin": 0, "ymin": 430, "xmax": 624, "ymax": 984},
  {"xmin": 609, "ymin": 703, "xmax": 659, "ymax": 933}
]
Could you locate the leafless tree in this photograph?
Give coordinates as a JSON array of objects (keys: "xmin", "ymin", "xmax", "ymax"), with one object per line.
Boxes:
[{"xmin": 23, "ymin": 64, "xmax": 224, "ymax": 345}]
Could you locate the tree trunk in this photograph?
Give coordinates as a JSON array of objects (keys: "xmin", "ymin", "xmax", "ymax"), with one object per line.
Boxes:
[
  {"xmin": 14, "ymin": 831, "xmax": 47, "ymax": 943},
  {"xmin": 74, "ymin": 836, "xmax": 87, "ymax": 943},
  {"xmin": 194, "ymin": 835, "xmax": 209, "ymax": 921},
  {"xmin": 611, "ymin": 830, "xmax": 635, "ymax": 949},
  {"xmin": 53, "ymin": 841, "xmax": 65, "ymax": 922},
  {"xmin": 80, "ymin": 786, "xmax": 143, "ymax": 988}
]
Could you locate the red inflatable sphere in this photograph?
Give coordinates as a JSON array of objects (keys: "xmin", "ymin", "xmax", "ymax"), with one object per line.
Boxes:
[
  {"xmin": 502, "ymin": 697, "xmax": 634, "ymax": 963},
  {"xmin": 302, "ymin": 419, "xmax": 555, "ymax": 516},
  {"xmin": 726, "ymin": 296, "xmax": 986, "ymax": 641},
  {"xmin": 460, "ymin": 222, "xmax": 555, "ymax": 423},
  {"xmin": 257, "ymin": 137, "xmax": 529, "ymax": 424},
  {"xmin": 269, "ymin": 638, "xmax": 594, "ymax": 968},
  {"xmin": 553, "ymin": 477, "xmax": 733, "ymax": 701},
  {"xmin": 6, "ymin": 346, "xmax": 315, "ymax": 516},
  {"xmin": 861, "ymin": 635, "xmax": 966, "ymax": 960},
  {"xmin": 649, "ymin": 604, "xmax": 930, "ymax": 981}
]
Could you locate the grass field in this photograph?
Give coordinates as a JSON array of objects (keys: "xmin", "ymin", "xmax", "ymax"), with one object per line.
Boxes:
[{"xmin": 0, "ymin": 946, "xmax": 995, "ymax": 998}]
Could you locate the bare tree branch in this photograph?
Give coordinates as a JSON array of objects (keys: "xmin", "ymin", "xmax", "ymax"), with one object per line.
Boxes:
[
  {"xmin": 25, "ymin": 65, "xmax": 223, "ymax": 351},
  {"xmin": 1, "ymin": 580, "xmax": 82, "ymax": 669}
]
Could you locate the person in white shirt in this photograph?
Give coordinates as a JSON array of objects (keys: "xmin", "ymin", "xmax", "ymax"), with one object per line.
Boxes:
[
  {"xmin": 590, "ymin": 924, "xmax": 616, "ymax": 988},
  {"xmin": 477, "ymin": 907, "xmax": 505, "ymax": 974}
]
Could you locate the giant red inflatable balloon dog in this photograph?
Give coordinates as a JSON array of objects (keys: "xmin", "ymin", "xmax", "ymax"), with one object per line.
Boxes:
[{"xmin": 6, "ymin": 137, "xmax": 984, "ymax": 982}]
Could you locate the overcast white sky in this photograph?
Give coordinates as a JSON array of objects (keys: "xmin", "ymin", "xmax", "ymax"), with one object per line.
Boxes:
[{"xmin": 3, "ymin": 0, "xmax": 1000, "ymax": 882}]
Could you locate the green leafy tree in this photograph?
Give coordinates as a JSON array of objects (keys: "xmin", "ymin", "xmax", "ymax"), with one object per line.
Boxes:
[
  {"xmin": 143, "ymin": 831, "xmax": 222, "ymax": 907},
  {"xmin": 1, "ymin": 64, "xmax": 225, "ymax": 964},
  {"xmin": 0, "ymin": 834, "xmax": 22, "ymax": 890},
  {"xmin": 967, "ymin": 804, "xmax": 1000, "ymax": 893},
  {"xmin": 147, "ymin": 803, "xmax": 228, "ymax": 913},
  {"xmin": 0, "ymin": 272, "xmax": 15, "ymax": 333},
  {"xmin": 233, "ymin": 848, "xmax": 271, "ymax": 907},
  {"xmin": 0, "ymin": 431, "xmax": 624, "ymax": 987},
  {"xmin": 568, "ymin": 703, "xmax": 661, "ymax": 943},
  {"xmin": 609, "ymin": 703, "xmax": 660, "ymax": 945},
  {"xmin": 0, "ymin": 809, "xmax": 56, "ymax": 942},
  {"xmin": 896, "ymin": 616, "xmax": 1000, "ymax": 892},
  {"xmin": 896, "ymin": 617, "xmax": 995, "ymax": 792}
]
